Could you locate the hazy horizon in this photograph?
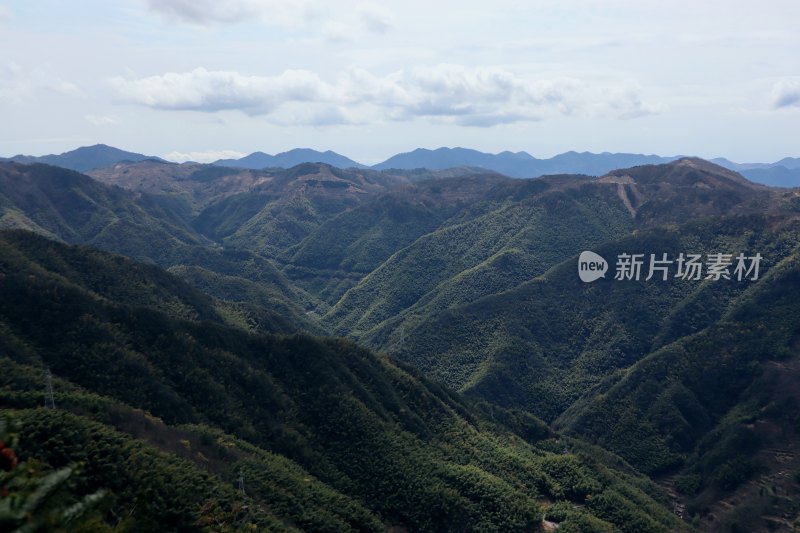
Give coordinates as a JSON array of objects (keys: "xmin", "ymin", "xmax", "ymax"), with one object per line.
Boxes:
[
  {"xmin": 0, "ymin": 142, "xmax": 793, "ymax": 166},
  {"xmin": 2, "ymin": 1, "xmax": 798, "ymax": 164}
]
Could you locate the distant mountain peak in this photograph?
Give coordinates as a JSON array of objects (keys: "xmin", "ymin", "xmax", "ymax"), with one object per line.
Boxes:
[
  {"xmin": 215, "ymin": 148, "xmax": 366, "ymax": 170},
  {"xmin": 3, "ymin": 143, "xmax": 798, "ymax": 187},
  {"xmin": 669, "ymin": 156, "xmax": 755, "ymax": 181},
  {"xmin": 373, "ymin": 147, "xmax": 681, "ymax": 178},
  {"xmin": 1, "ymin": 144, "xmax": 160, "ymax": 173}
]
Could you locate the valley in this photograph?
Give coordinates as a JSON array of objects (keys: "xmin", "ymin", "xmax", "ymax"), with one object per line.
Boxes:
[{"xmin": 2, "ymin": 152, "xmax": 800, "ymax": 531}]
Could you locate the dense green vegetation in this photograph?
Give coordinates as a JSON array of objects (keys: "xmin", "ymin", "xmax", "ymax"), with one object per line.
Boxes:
[
  {"xmin": 0, "ymin": 230, "xmax": 683, "ymax": 531},
  {"xmin": 326, "ymin": 180, "xmax": 633, "ymax": 344},
  {"xmin": 284, "ymin": 174, "xmax": 508, "ymax": 302},
  {"xmin": 11, "ymin": 409, "xmax": 291, "ymax": 532},
  {"xmin": 0, "ymin": 162, "xmax": 203, "ymax": 265},
  {"xmin": 3, "ymin": 156, "xmax": 799, "ymax": 530},
  {"xmin": 0, "ymin": 414, "xmax": 111, "ymax": 532},
  {"xmin": 388, "ymin": 216, "xmax": 786, "ymax": 419},
  {"xmin": 286, "ymin": 194, "xmax": 455, "ymax": 302},
  {"xmin": 554, "ymin": 227, "xmax": 800, "ymax": 526},
  {"xmin": 193, "ymin": 164, "xmax": 406, "ymax": 258}
]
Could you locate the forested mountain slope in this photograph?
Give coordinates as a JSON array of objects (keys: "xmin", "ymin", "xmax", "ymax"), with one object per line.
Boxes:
[
  {"xmin": 555, "ymin": 221, "xmax": 800, "ymax": 530},
  {"xmin": 3, "ymin": 156, "xmax": 799, "ymax": 530},
  {"xmin": 0, "ymin": 230, "xmax": 684, "ymax": 532},
  {"xmin": 0, "ymin": 161, "xmax": 204, "ymax": 264}
]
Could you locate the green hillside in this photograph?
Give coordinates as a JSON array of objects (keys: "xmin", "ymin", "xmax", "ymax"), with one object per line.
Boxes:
[
  {"xmin": 323, "ymin": 159, "xmax": 781, "ymax": 346},
  {"xmin": 384, "ymin": 216, "xmax": 781, "ymax": 418},
  {"xmin": 0, "ymin": 162, "xmax": 204, "ymax": 265},
  {"xmin": 555, "ymin": 222, "xmax": 800, "ymax": 528},
  {"xmin": 3, "ymin": 156, "xmax": 798, "ymax": 530},
  {"xmin": 192, "ymin": 164, "xmax": 408, "ymax": 258},
  {"xmin": 0, "ymin": 230, "xmax": 684, "ymax": 532},
  {"xmin": 0, "ymin": 161, "xmax": 325, "ymax": 332},
  {"xmin": 286, "ymin": 174, "xmax": 508, "ymax": 302},
  {"xmin": 324, "ymin": 177, "xmax": 633, "ymax": 343}
]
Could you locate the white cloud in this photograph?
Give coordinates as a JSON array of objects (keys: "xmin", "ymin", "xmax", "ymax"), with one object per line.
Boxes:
[
  {"xmin": 110, "ymin": 67, "xmax": 330, "ymax": 114},
  {"xmin": 342, "ymin": 65, "xmax": 661, "ymax": 126},
  {"xmin": 50, "ymin": 79, "xmax": 83, "ymax": 97},
  {"xmin": 85, "ymin": 114, "xmax": 119, "ymax": 126},
  {"xmin": 162, "ymin": 149, "xmax": 246, "ymax": 163},
  {"xmin": 0, "ymin": 61, "xmax": 27, "ymax": 102},
  {"xmin": 144, "ymin": 0, "xmax": 395, "ymax": 41},
  {"xmin": 2, "ymin": 60, "xmax": 21, "ymax": 74},
  {"xmin": 575, "ymin": 82, "xmax": 664, "ymax": 120},
  {"xmin": 110, "ymin": 64, "xmax": 661, "ymax": 127},
  {"xmin": 358, "ymin": 3, "xmax": 394, "ymax": 33},
  {"xmin": 144, "ymin": 0, "xmax": 321, "ymax": 26},
  {"xmin": 0, "ymin": 6, "xmax": 11, "ymax": 21},
  {"xmin": 0, "ymin": 62, "xmax": 84, "ymax": 103},
  {"xmin": 773, "ymin": 79, "xmax": 800, "ymax": 108},
  {"xmin": 323, "ymin": 21, "xmax": 354, "ymax": 43}
]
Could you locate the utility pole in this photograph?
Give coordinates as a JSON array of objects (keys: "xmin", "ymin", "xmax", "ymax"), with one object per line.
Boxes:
[
  {"xmin": 44, "ymin": 367, "xmax": 55, "ymax": 409},
  {"xmin": 238, "ymin": 471, "xmax": 246, "ymax": 495}
]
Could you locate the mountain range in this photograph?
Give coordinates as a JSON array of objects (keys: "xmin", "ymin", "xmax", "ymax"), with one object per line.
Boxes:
[
  {"xmin": 215, "ymin": 148, "xmax": 367, "ymax": 170},
  {"xmin": 2, "ymin": 154, "xmax": 800, "ymax": 531},
  {"xmin": 372, "ymin": 147, "xmax": 680, "ymax": 178},
  {"xmin": 5, "ymin": 144, "xmax": 800, "ymax": 186},
  {"xmin": 0, "ymin": 143, "xmax": 162, "ymax": 172},
  {"xmin": 0, "ymin": 174, "xmax": 686, "ymax": 531}
]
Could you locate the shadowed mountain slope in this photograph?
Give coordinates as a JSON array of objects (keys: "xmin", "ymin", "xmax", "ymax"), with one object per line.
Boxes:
[{"xmin": 0, "ymin": 230, "xmax": 685, "ymax": 532}]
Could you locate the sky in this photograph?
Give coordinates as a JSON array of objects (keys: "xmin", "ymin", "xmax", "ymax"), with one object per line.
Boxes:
[{"xmin": 0, "ymin": 0, "xmax": 798, "ymax": 164}]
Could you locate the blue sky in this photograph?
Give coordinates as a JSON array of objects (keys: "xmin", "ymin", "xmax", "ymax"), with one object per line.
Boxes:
[{"xmin": 1, "ymin": 0, "xmax": 798, "ymax": 163}]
